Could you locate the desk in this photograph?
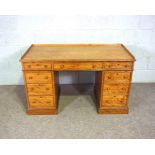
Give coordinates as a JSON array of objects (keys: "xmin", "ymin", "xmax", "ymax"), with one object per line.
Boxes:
[{"xmin": 20, "ymin": 44, "xmax": 135, "ymax": 115}]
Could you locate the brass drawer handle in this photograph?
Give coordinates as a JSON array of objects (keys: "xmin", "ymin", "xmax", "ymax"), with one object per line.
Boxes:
[
  {"xmin": 29, "ymin": 77, "xmax": 33, "ymax": 79},
  {"xmin": 28, "ymin": 65, "xmax": 31, "ymax": 68},
  {"xmin": 45, "ymin": 76, "xmax": 48, "ymax": 79},
  {"xmin": 60, "ymin": 64, "xmax": 64, "ymax": 69},
  {"xmin": 92, "ymin": 65, "xmax": 96, "ymax": 68}
]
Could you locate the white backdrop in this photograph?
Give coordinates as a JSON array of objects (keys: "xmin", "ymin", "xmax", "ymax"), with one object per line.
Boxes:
[{"xmin": 0, "ymin": 15, "xmax": 155, "ymax": 85}]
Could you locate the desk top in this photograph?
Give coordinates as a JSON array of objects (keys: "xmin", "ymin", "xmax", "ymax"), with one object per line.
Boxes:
[{"xmin": 21, "ymin": 44, "xmax": 135, "ymax": 62}]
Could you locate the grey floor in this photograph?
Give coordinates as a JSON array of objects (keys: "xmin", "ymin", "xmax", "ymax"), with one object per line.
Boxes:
[{"xmin": 0, "ymin": 84, "xmax": 155, "ymax": 139}]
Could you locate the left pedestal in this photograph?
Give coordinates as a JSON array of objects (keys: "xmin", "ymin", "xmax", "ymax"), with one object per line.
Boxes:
[{"xmin": 22, "ymin": 63, "xmax": 58, "ymax": 115}]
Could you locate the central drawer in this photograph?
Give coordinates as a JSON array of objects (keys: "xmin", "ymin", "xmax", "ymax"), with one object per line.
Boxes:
[
  {"xmin": 53, "ymin": 62, "xmax": 103, "ymax": 70},
  {"xmin": 27, "ymin": 84, "xmax": 53, "ymax": 95}
]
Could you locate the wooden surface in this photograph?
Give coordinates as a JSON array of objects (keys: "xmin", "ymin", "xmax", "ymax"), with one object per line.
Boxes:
[
  {"xmin": 21, "ymin": 44, "xmax": 135, "ymax": 62},
  {"xmin": 21, "ymin": 44, "xmax": 135, "ymax": 115}
]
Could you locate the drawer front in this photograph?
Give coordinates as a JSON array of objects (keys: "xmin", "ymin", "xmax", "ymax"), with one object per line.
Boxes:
[
  {"xmin": 103, "ymin": 83, "xmax": 129, "ymax": 94},
  {"xmin": 104, "ymin": 71, "xmax": 131, "ymax": 83},
  {"xmin": 102, "ymin": 95, "xmax": 128, "ymax": 107},
  {"xmin": 25, "ymin": 71, "xmax": 52, "ymax": 84},
  {"xmin": 28, "ymin": 96, "xmax": 55, "ymax": 109},
  {"xmin": 53, "ymin": 62, "xmax": 102, "ymax": 70},
  {"xmin": 27, "ymin": 84, "xmax": 53, "ymax": 95},
  {"xmin": 103, "ymin": 62, "xmax": 132, "ymax": 70},
  {"xmin": 23, "ymin": 63, "xmax": 52, "ymax": 70}
]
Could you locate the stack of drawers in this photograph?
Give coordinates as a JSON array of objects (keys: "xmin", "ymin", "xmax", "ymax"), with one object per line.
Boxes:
[
  {"xmin": 22, "ymin": 62, "xmax": 57, "ymax": 114},
  {"xmin": 98, "ymin": 62, "xmax": 133, "ymax": 114}
]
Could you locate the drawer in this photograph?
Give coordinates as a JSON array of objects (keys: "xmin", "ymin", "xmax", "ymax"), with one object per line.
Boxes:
[
  {"xmin": 103, "ymin": 62, "xmax": 133, "ymax": 70},
  {"xmin": 28, "ymin": 96, "xmax": 55, "ymax": 109},
  {"xmin": 104, "ymin": 71, "xmax": 131, "ymax": 83},
  {"xmin": 25, "ymin": 71, "xmax": 52, "ymax": 84},
  {"xmin": 23, "ymin": 62, "xmax": 52, "ymax": 70},
  {"xmin": 102, "ymin": 95, "xmax": 128, "ymax": 107},
  {"xmin": 103, "ymin": 83, "xmax": 129, "ymax": 94},
  {"xmin": 27, "ymin": 84, "xmax": 53, "ymax": 95},
  {"xmin": 53, "ymin": 62, "xmax": 102, "ymax": 70}
]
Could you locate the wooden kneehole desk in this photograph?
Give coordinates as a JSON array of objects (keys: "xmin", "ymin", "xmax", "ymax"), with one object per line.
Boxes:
[{"xmin": 20, "ymin": 44, "xmax": 135, "ymax": 115}]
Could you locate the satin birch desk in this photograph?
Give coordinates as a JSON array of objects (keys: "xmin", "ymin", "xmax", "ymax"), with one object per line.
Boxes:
[{"xmin": 20, "ymin": 44, "xmax": 135, "ymax": 115}]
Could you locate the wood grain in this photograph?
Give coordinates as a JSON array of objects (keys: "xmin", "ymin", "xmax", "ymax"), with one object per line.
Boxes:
[
  {"xmin": 103, "ymin": 62, "xmax": 133, "ymax": 70},
  {"xmin": 102, "ymin": 95, "xmax": 128, "ymax": 107},
  {"xmin": 23, "ymin": 62, "xmax": 52, "ymax": 70},
  {"xmin": 104, "ymin": 71, "xmax": 131, "ymax": 83},
  {"xmin": 103, "ymin": 83, "xmax": 129, "ymax": 95},
  {"xmin": 25, "ymin": 71, "xmax": 52, "ymax": 84},
  {"xmin": 20, "ymin": 44, "xmax": 135, "ymax": 62},
  {"xmin": 28, "ymin": 96, "xmax": 55, "ymax": 109},
  {"xmin": 27, "ymin": 84, "xmax": 53, "ymax": 95}
]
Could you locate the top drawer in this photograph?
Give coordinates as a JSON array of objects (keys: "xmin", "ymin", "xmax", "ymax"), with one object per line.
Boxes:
[
  {"xmin": 23, "ymin": 63, "xmax": 52, "ymax": 70},
  {"xmin": 53, "ymin": 62, "xmax": 103, "ymax": 70},
  {"xmin": 103, "ymin": 62, "xmax": 133, "ymax": 70}
]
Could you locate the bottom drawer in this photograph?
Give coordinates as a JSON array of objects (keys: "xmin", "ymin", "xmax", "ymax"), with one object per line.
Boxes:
[
  {"xmin": 28, "ymin": 96, "xmax": 55, "ymax": 109},
  {"xmin": 102, "ymin": 95, "xmax": 128, "ymax": 107}
]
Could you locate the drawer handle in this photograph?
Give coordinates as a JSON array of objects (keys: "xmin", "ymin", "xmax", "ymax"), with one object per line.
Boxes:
[
  {"xmin": 123, "ymin": 76, "xmax": 128, "ymax": 79},
  {"xmin": 60, "ymin": 64, "xmax": 64, "ymax": 69},
  {"xmin": 46, "ymin": 88, "xmax": 49, "ymax": 90},
  {"xmin": 45, "ymin": 76, "xmax": 48, "ymax": 79},
  {"xmin": 92, "ymin": 65, "xmax": 96, "ymax": 68},
  {"xmin": 44, "ymin": 65, "xmax": 48, "ymax": 68},
  {"xmin": 28, "ymin": 65, "xmax": 31, "ymax": 68},
  {"xmin": 107, "ymin": 64, "xmax": 111, "ymax": 68},
  {"xmin": 29, "ymin": 77, "xmax": 33, "ymax": 79}
]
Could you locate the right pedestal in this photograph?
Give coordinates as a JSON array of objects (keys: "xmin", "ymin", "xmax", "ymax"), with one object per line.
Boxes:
[{"xmin": 95, "ymin": 70, "xmax": 132, "ymax": 114}]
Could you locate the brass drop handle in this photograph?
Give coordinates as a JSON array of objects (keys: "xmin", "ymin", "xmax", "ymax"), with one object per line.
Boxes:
[
  {"xmin": 28, "ymin": 65, "xmax": 31, "ymax": 68},
  {"xmin": 44, "ymin": 65, "xmax": 48, "ymax": 68},
  {"xmin": 29, "ymin": 76, "xmax": 33, "ymax": 79}
]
